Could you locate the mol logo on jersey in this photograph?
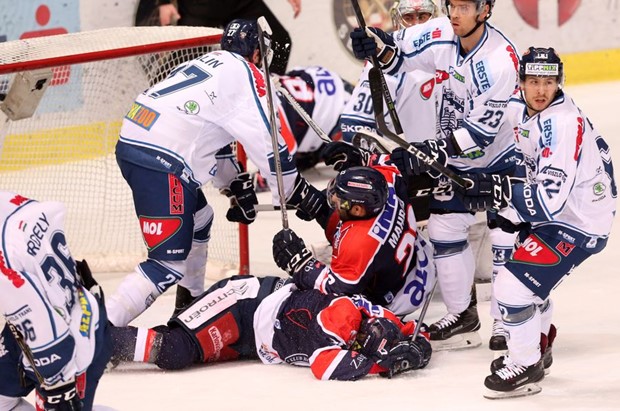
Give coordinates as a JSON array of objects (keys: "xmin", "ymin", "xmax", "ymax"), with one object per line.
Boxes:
[
  {"xmin": 513, "ymin": 235, "xmax": 560, "ymax": 266},
  {"xmin": 139, "ymin": 217, "xmax": 182, "ymax": 251},
  {"xmin": 420, "ymin": 78, "xmax": 435, "ymax": 100}
]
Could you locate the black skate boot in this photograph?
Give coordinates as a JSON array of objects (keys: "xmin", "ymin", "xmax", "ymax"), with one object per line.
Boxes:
[
  {"xmin": 428, "ymin": 285, "xmax": 481, "ymax": 350},
  {"xmin": 484, "ymin": 356, "xmax": 545, "ymax": 399},
  {"xmin": 172, "ymin": 285, "xmax": 194, "ymax": 318},
  {"xmin": 489, "ymin": 319, "xmax": 508, "ymax": 351}
]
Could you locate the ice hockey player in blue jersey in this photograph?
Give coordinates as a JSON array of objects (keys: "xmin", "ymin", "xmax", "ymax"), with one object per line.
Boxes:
[
  {"xmin": 108, "ymin": 275, "xmax": 432, "ymax": 380},
  {"xmin": 453, "ymin": 47, "xmax": 616, "ymax": 398},
  {"xmin": 0, "ymin": 192, "xmax": 112, "ymax": 411},
  {"xmin": 106, "ymin": 18, "xmax": 327, "ymax": 328}
]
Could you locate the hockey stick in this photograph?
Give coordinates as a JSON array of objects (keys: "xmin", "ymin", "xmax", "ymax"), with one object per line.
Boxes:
[
  {"xmin": 367, "ymin": 68, "xmax": 471, "ymax": 189},
  {"xmin": 257, "ymin": 16, "xmax": 289, "ymax": 229},
  {"xmin": 350, "ymin": 0, "xmax": 404, "ymax": 134},
  {"xmin": 410, "ymin": 280, "xmax": 437, "ymax": 343},
  {"xmin": 274, "ymin": 82, "xmax": 332, "ymax": 144},
  {"xmin": 7, "ymin": 321, "xmax": 45, "ymax": 384}
]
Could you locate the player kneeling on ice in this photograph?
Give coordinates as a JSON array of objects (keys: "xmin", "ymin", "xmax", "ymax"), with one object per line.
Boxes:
[
  {"xmin": 272, "ymin": 147, "xmax": 436, "ymax": 317},
  {"xmin": 450, "ymin": 47, "xmax": 617, "ymax": 399},
  {"xmin": 109, "ymin": 275, "xmax": 431, "ymax": 380},
  {"xmin": 0, "ymin": 192, "xmax": 112, "ymax": 411}
]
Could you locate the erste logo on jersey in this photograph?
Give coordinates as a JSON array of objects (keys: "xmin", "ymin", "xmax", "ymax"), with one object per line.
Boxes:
[
  {"xmin": 0, "ymin": 251, "xmax": 24, "ymax": 288},
  {"xmin": 513, "ymin": 235, "xmax": 559, "ymax": 265},
  {"xmin": 139, "ymin": 216, "xmax": 182, "ymax": 251}
]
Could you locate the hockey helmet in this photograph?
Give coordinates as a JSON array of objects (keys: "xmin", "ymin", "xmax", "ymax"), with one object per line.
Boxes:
[
  {"xmin": 444, "ymin": 0, "xmax": 494, "ymax": 19},
  {"xmin": 519, "ymin": 46, "xmax": 564, "ymax": 86},
  {"xmin": 327, "ymin": 166, "xmax": 388, "ymax": 218},
  {"xmin": 352, "ymin": 317, "xmax": 404, "ymax": 356},
  {"xmin": 220, "ymin": 19, "xmax": 260, "ymax": 58},
  {"xmin": 391, "ymin": 0, "xmax": 439, "ymax": 29}
]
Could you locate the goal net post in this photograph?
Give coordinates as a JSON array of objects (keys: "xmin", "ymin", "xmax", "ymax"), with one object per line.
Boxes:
[{"xmin": 0, "ymin": 26, "xmax": 249, "ymax": 276}]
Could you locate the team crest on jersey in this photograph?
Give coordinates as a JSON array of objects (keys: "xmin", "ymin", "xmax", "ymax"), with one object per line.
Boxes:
[
  {"xmin": 555, "ymin": 241, "xmax": 575, "ymax": 257},
  {"xmin": 0, "ymin": 335, "xmax": 7, "ymax": 357},
  {"xmin": 125, "ymin": 102, "xmax": 160, "ymax": 130},
  {"xmin": 419, "ymin": 78, "xmax": 435, "ymax": 100},
  {"xmin": 513, "ymin": 235, "xmax": 560, "ymax": 266},
  {"xmin": 9, "ymin": 194, "xmax": 29, "ymax": 206},
  {"xmin": 139, "ymin": 216, "xmax": 182, "ymax": 251}
]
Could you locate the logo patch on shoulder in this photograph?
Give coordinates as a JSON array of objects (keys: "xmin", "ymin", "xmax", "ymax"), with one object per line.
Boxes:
[{"xmin": 139, "ymin": 217, "xmax": 182, "ymax": 250}]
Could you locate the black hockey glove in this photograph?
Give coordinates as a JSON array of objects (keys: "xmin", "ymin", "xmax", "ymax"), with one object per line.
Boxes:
[
  {"xmin": 37, "ymin": 382, "xmax": 82, "ymax": 411},
  {"xmin": 76, "ymin": 259, "xmax": 103, "ymax": 301},
  {"xmin": 286, "ymin": 175, "xmax": 328, "ymax": 222},
  {"xmin": 272, "ymin": 229, "xmax": 314, "ymax": 275},
  {"xmin": 390, "ymin": 138, "xmax": 454, "ymax": 179},
  {"xmin": 225, "ymin": 172, "xmax": 258, "ymax": 225},
  {"xmin": 350, "ymin": 27, "xmax": 396, "ymax": 65},
  {"xmin": 454, "ymin": 173, "xmax": 512, "ymax": 213},
  {"xmin": 321, "ymin": 141, "xmax": 372, "ymax": 171},
  {"xmin": 378, "ymin": 336, "xmax": 432, "ymax": 379}
]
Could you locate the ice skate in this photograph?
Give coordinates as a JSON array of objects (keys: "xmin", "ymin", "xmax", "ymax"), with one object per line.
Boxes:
[
  {"xmin": 428, "ymin": 305, "xmax": 482, "ymax": 351},
  {"xmin": 484, "ymin": 356, "xmax": 545, "ymax": 399},
  {"xmin": 489, "ymin": 319, "xmax": 508, "ymax": 352}
]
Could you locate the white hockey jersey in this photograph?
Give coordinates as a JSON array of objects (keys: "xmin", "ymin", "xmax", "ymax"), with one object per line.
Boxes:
[
  {"xmin": 385, "ymin": 17, "xmax": 518, "ymax": 172},
  {"xmin": 341, "ymin": 61, "xmax": 438, "ymax": 144},
  {"xmin": 501, "ymin": 93, "xmax": 616, "ymax": 246},
  {"xmin": 0, "ymin": 192, "xmax": 100, "ymax": 387},
  {"xmin": 117, "ymin": 50, "xmax": 298, "ymax": 203},
  {"xmin": 278, "ymin": 66, "xmax": 351, "ymax": 153}
]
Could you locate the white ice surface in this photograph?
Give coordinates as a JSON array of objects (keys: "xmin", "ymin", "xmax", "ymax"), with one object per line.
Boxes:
[{"xmin": 49, "ymin": 81, "xmax": 620, "ymax": 410}]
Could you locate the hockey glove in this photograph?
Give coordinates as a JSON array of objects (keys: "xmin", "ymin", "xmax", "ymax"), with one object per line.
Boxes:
[
  {"xmin": 37, "ymin": 381, "xmax": 81, "ymax": 411},
  {"xmin": 378, "ymin": 336, "xmax": 432, "ymax": 379},
  {"xmin": 454, "ymin": 173, "xmax": 512, "ymax": 213},
  {"xmin": 321, "ymin": 141, "xmax": 372, "ymax": 172},
  {"xmin": 390, "ymin": 138, "xmax": 454, "ymax": 179},
  {"xmin": 272, "ymin": 229, "xmax": 314, "ymax": 275},
  {"xmin": 350, "ymin": 27, "xmax": 396, "ymax": 65},
  {"xmin": 286, "ymin": 175, "xmax": 328, "ymax": 222},
  {"xmin": 225, "ymin": 172, "xmax": 258, "ymax": 225}
]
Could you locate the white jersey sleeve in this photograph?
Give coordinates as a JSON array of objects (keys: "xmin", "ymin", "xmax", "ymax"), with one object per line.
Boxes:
[
  {"xmin": 119, "ymin": 50, "xmax": 298, "ymax": 204},
  {"xmin": 0, "ymin": 192, "xmax": 100, "ymax": 387}
]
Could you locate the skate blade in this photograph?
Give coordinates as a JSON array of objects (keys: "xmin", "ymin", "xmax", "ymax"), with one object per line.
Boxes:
[
  {"xmin": 431, "ymin": 331, "xmax": 482, "ymax": 351},
  {"xmin": 483, "ymin": 383, "xmax": 542, "ymax": 399}
]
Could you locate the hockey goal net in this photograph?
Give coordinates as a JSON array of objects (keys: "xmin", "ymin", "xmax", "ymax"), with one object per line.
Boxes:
[{"xmin": 0, "ymin": 26, "xmax": 249, "ymax": 275}]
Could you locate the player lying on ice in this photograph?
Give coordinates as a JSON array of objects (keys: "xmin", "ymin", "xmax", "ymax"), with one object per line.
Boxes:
[
  {"xmin": 109, "ymin": 275, "xmax": 431, "ymax": 380},
  {"xmin": 444, "ymin": 47, "xmax": 616, "ymax": 398}
]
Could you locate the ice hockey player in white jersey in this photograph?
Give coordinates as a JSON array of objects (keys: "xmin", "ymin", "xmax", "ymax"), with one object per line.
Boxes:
[
  {"xmin": 107, "ymin": 19, "xmax": 327, "ymax": 327},
  {"xmin": 340, "ymin": 0, "xmax": 440, "ymax": 144},
  {"xmin": 0, "ymin": 192, "xmax": 112, "ymax": 411},
  {"xmin": 277, "ymin": 66, "xmax": 353, "ymax": 171},
  {"xmin": 453, "ymin": 47, "xmax": 616, "ymax": 398},
  {"xmin": 350, "ymin": 0, "xmax": 519, "ymax": 351}
]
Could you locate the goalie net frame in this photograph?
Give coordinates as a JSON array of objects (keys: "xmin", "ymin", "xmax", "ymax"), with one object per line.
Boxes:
[{"xmin": 0, "ymin": 26, "xmax": 250, "ymax": 276}]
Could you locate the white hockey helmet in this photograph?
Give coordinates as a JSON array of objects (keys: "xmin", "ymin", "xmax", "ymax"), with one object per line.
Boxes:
[{"xmin": 391, "ymin": 0, "xmax": 439, "ymax": 29}]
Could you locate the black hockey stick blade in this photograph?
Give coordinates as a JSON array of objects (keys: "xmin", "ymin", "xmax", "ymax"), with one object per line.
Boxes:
[
  {"xmin": 349, "ymin": 0, "xmax": 403, "ymax": 134},
  {"xmin": 367, "ymin": 67, "xmax": 471, "ymax": 189}
]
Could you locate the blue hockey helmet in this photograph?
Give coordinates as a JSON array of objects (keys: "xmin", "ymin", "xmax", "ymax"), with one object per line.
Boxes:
[
  {"xmin": 519, "ymin": 46, "xmax": 564, "ymax": 86},
  {"xmin": 220, "ymin": 19, "xmax": 260, "ymax": 58},
  {"xmin": 327, "ymin": 166, "xmax": 388, "ymax": 218}
]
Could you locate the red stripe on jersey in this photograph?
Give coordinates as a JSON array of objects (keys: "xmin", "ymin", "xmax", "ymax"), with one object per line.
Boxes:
[{"xmin": 311, "ymin": 348, "xmax": 344, "ymax": 380}]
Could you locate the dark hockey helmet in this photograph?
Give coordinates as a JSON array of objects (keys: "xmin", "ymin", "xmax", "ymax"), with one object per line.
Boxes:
[
  {"xmin": 220, "ymin": 19, "xmax": 259, "ymax": 58},
  {"xmin": 444, "ymin": 0, "xmax": 495, "ymax": 19},
  {"xmin": 352, "ymin": 317, "xmax": 404, "ymax": 357},
  {"xmin": 519, "ymin": 46, "xmax": 564, "ymax": 86},
  {"xmin": 327, "ymin": 166, "xmax": 388, "ymax": 218}
]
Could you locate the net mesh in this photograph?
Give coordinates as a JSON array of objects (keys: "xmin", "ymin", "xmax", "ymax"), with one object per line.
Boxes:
[{"xmin": 0, "ymin": 27, "xmax": 243, "ymax": 275}]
